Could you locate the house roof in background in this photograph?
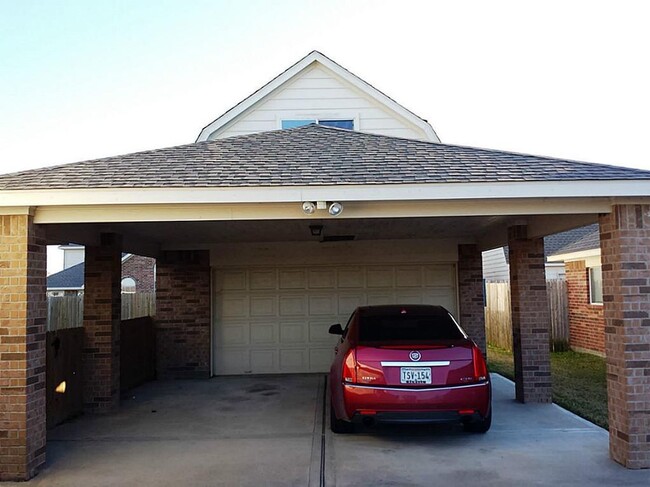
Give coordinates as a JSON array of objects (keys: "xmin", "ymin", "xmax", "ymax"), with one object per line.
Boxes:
[
  {"xmin": 550, "ymin": 225, "xmax": 600, "ymax": 256},
  {"xmin": 47, "ymin": 262, "xmax": 84, "ymax": 289},
  {"xmin": 2, "ymin": 125, "xmax": 650, "ymax": 191},
  {"xmin": 195, "ymin": 50, "xmax": 439, "ymax": 142}
]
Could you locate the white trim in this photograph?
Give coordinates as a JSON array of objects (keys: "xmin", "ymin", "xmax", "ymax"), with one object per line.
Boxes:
[
  {"xmin": 196, "ymin": 51, "xmax": 438, "ymax": 142},
  {"xmin": 2, "ymin": 180, "xmax": 650, "ymax": 208},
  {"xmin": 46, "ymin": 286, "xmax": 83, "ymax": 291},
  {"xmin": 380, "ymin": 361, "xmax": 450, "ymax": 367},
  {"xmin": 548, "ymin": 248, "xmax": 601, "ymax": 263}
]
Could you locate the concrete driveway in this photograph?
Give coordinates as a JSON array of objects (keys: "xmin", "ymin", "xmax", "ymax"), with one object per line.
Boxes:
[{"xmin": 11, "ymin": 374, "xmax": 650, "ymax": 486}]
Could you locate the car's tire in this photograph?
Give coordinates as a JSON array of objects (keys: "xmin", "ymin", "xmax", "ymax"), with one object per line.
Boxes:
[
  {"xmin": 464, "ymin": 408, "xmax": 492, "ymax": 434},
  {"xmin": 330, "ymin": 402, "xmax": 354, "ymax": 434}
]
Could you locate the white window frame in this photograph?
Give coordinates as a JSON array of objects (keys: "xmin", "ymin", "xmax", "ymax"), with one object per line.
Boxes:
[
  {"xmin": 588, "ymin": 265, "xmax": 603, "ymax": 305},
  {"xmin": 276, "ymin": 113, "xmax": 359, "ymax": 131}
]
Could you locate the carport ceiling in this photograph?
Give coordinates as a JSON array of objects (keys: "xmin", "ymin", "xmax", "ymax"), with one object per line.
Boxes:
[{"xmin": 46, "ymin": 215, "xmax": 509, "ymax": 247}]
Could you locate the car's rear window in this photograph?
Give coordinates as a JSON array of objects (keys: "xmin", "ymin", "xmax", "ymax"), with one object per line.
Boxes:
[{"xmin": 358, "ymin": 312, "xmax": 465, "ymax": 343}]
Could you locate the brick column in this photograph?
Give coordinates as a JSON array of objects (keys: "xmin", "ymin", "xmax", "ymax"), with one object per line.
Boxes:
[
  {"xmin": 508, "ymin": 225, "xmax": 552, "ymax": 403},
  {"xmin": 155, "ymin": 250, "xmax": 210, "ymax": 379},
  {"xmin": 458, "ymin": 244, "xmax": 486, "ymax": 356},
  {"xmin": 83, "ymin": 233, "xmax": 121, "ymax": 412},
  {"xmin": 600, "ymin": 205, "xmax": 650, "ymax": 469},
  {"xmin": 0, "ymin": 214, "xmax": 46, "ymax": 481}
]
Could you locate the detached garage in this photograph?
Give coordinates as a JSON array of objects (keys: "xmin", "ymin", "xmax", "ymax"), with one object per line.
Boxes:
[{"xmin": 3, "ymin": 123, "xmax": 650, "ymax": 480}]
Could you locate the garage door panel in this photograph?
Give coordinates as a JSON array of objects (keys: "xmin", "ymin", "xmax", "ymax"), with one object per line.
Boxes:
[
  {"xmin": 220, "ymin": 323, "xmax": 249, "ymax": 346},
  {"xmin": 396, "ymin": 267, "xmax": 423, "ymax": 287},
  {"xmin": 280, "ymin": 349, "xmax": 307, "ymax": 371},
  {"xmin": 309, "ymin": 295, "xmax": 337, "ymax": 315},
  {"xmin": 337, "ymin": 267, "xmax": 364, "ymax": 288},
  {"xmin": 221, "ymin": 295, "xmax": 249, "ymax": 318},
  {"xmin": 279, "ymin": 295, "xmax": 306, "ymax": 316},
  {"xmin": 395, "ymin": 291, "xmax": 424, "ymax": 304},
  {"xmin": 214, "ymin": 263, "xmax": 457, "ymax": 375},
  {"xmin": 280, "ymin": 322, "xmax": 306, "ymax": 343},
  {"xmin": 309, "ymin": 320, "xmax": 338, "ymax": 342},
  {"xmin": 279, "ymin": 269, "xmax": 306, "ymax": 289},
  {"xmin": 250, "ymin": 295, "xmax": 277, "ymax": 316},
  {"xmin": 251, "ymin": 349, "xmax": 276, "ymax": 371},
  {"xmin": 424, "ymin": 265, "xmax": 455, "ymax": 287},
  {"xmin": 250, "ymin": 322, "xmax": 276, "ymax": 345},
  {"xmin": 309, "ymin": 269, "xmax": 336, "ymax": 289},
  {"xmin": 220, "ymin": 271, "xmax": 247, "ymax": 291},
  {"xmin": 250, "ymin": 269, "xmax": 277, "ymax": 290},
  {"xmin": 338, "ymin": 294, "xmax": 366, "ymax": 315},
  {"xmin": 367, "ymin": 267, "xmax": 394, "ymax": 288},
  {"xmin": 309, "ymin": 348, "xmax": 335, "ymax": 372},
  {"xmin": 366, "ymin": 292, "xmax": 396, "ymax": 305}
]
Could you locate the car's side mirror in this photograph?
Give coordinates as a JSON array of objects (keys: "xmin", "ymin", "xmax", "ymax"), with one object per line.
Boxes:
[{"xmin": 328, "ymin": 323, "xmax": 343, "ymax": 335}]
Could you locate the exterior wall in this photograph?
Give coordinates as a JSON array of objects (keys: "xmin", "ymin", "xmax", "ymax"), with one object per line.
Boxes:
[
  {"xmin": 458, "ymin": 244, "xmax": 486, "ymax": 356},
  {"xmin": 155, "ymin": 250, "xmax": 211, "ymax": 379},
  {"xmin": 210, "ymin": 65, "xmax": 429, "ymax": 141},
  {"xmin": 599, "ymin": 205, "xmax": 650, "ymax": 469},
  {"xmin": 62, "ymin": 247, "xmax": 84, "ymax": 270},
  {"xmin": 508, "ymin": 225, "xmax": 552, "ymax": 403},
  {"xmin": 122, "ymin": 255, "xmax": 155, "ymax": 292},
  {"xmin": 482, "ymin": 247, "xmax": 509, "ymax": 281},
  {"xmin": 0, "ymin": 215, "xmax": 47, "ymax": 481},
  {"xmin": 565, "ymin": 260, "xmax": 605, "ymax": 354},
  {"xmin": 82, "ymin": 233, "xmax": 122, "ymax": 413}
]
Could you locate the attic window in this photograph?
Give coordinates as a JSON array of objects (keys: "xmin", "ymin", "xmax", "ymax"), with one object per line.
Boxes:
[{"xmin": 281, "ymin": 119, "xmax": 354, "ymax": 130}]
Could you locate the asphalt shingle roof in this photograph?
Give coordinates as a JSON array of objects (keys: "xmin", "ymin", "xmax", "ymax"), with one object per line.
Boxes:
[
  {"xmin": 47, "ymin": 262, "xmax": 84, "ymax": 289},
  {"xmin": 2, "ymin": 124, "xmax": 649, "ymax": 190},
  {"xmin": 551, "ymin": 225, "xmax": 601, "ymax": 256}
]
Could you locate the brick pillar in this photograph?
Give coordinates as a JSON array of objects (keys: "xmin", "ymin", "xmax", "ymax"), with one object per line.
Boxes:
[
  {"xmin": 458, "ymin": 244, "xmax": 486, "ymax": 356},
  {"xmin": 508, "ymin": 225, "xmax": 552, "ymax": 403},
  {"xmin": 83, "ymin": 233, "xmax": 121, "ymax": 412},
  {"xmin": 155, "ymin": 250, "xmax": 210, "ymax": 379},
  {"xmin": 600, "ymin": 205, "xmax": 650, "ymax": 469},
  {"xmin": 0, "ymin": 214, "xmax": 46, "ymax": 481}
]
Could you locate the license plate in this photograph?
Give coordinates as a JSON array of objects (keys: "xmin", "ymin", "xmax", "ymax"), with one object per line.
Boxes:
[{"xmin": 400, "ymin": 367, "xmax": 432, "ymax": 384}]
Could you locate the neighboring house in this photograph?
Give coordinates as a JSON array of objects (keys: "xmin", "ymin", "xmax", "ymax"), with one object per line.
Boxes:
[
  {"xmin": 482, "ymin": 225, "xmax": 599, "ymax": 281},
  {"xmin": 47, "ymin": 251, "xmax": 156, "ymax": 296},
  {"xmin": 548, "ymin": 225, "xmax": 603, "ymax": 355},
  {"xmin": 197, "ymin": 50, "xmax": 439, "ymax": 142},
  {"xmin": 4, "ymin": 50, "xmax": 650, "ymax": 476}
]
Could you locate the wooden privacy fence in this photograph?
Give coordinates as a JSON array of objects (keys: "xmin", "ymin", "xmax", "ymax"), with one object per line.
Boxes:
[
  {"xmin": 485, "ymin": 279, "xmax": 569, "ymax": 351},
  {"xmin": 47, "ymin": 292, "xmax": 156, "ymax": 331}
]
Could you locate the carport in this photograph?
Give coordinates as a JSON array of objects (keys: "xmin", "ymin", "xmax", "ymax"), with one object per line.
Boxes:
[{"xmin": 1, "ymin": 124, "xmax": 650, "ymax": 480}]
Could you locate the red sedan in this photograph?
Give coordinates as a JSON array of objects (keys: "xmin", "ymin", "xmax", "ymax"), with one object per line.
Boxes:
[{"xmin": 329, "ymin": 305, "xmax": 491, "ymax": 433}]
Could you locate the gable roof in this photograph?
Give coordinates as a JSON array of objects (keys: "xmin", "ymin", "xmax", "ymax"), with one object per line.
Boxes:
[
  {"xmin": 1, "ymin": 124, "xmax": 650, "ymax": 191},
  {"xmin": 47, "ymin": 262, "xmax": 84, "ymax": 289},
  {"xmin": 195, "ymin": 50, "xmax": 439, "ymax": 142}
]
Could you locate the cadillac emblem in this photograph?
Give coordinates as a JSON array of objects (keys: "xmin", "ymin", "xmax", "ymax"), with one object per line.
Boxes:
[{"xmin": 409, "ymin": 351, "xmax": 421, "ymax": 362}]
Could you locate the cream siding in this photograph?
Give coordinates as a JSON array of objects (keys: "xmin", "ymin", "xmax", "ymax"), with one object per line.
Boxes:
[{"xmin": 208, "ymin": 65, "xmax": 429, "ymax": 141}]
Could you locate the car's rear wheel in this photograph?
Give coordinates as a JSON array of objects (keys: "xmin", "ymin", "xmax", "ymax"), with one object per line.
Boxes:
[
  {"xmin": 330, "ymin": 402, "xmax": 354, "ymax": 434},
  {"xmin": 464, "ymin": 408, "xmax": 492, "ymax": 433}
]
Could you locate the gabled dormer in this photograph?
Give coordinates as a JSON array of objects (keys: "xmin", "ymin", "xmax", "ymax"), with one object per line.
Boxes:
[{"xmin": 196, "ymin": 51, "xmax": 439, "ymax": 142}]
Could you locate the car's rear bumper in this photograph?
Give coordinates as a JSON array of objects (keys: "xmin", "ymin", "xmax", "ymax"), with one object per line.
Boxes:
[{"xmin": 341, "ymin": 381, "xmax": 490, "ymax": 422}]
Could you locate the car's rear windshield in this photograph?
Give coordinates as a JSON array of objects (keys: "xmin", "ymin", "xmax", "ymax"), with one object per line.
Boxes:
[{"xmin": 358, "ymin": 312, "xmax": 465, "ymax": 343}]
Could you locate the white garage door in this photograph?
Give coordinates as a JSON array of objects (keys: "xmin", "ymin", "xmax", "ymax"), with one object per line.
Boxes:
[{"xmin": 212, "ymin": 264, "xmax": 457, "ymax": 375}]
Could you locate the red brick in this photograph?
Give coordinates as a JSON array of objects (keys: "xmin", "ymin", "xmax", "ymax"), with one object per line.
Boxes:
[{"xmin": 458, "ymin": 244, "xmax": 486, "ymax": 355}]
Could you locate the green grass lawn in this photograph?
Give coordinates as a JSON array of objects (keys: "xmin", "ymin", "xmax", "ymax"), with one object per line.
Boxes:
[{"xmin": 487, "ymin": 345, "xmax": 608, "ymax": 429}]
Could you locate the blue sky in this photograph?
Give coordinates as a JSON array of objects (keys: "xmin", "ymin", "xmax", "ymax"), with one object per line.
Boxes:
[{"xmin": 2, "ymin": 0, "xmax": 649, "ymax": 178}]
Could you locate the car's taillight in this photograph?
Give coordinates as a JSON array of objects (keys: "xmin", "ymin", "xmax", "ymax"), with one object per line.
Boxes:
[
  {"xmin": 472, "ymin": 346, "xmax": 488, "ymax": 382},
  {"xmin": 342, "ymin": 349, "xmax": 357, "ymax": 384}
]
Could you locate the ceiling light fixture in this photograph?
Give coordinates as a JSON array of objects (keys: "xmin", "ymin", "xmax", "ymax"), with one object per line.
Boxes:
[
  {"xmin": 328, "ymin": 202, "xmax": 343, "ymax": 217},
  {"xmin": 302, "ymin": 201, "xmax": 316, "ymax": 214},
  {"xmin": 309, "ymin": 225, "xmax": 323, "ymax": 237}
]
